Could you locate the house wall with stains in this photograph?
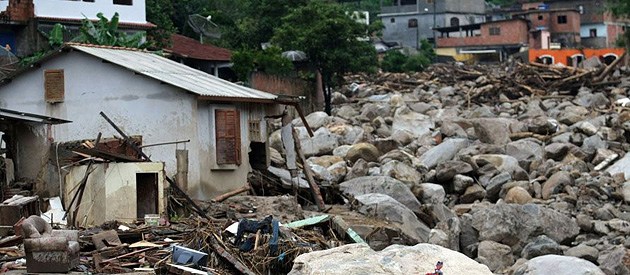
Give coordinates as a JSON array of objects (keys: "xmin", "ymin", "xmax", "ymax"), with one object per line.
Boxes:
[{"xmin": 0, "ymin": 50, "xmax": 276, "ymax": 200}]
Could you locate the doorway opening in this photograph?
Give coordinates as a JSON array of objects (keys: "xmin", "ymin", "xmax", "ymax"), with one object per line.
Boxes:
[
  {"xmin": 136, "ymin": 173, "xmax": 158, "ymax": 218},
  {"xmin": 249, "ymin": 142, "xmax": 268, "ymax": 170}
]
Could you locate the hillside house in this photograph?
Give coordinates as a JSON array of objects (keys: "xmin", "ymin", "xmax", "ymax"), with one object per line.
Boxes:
[{"xmin": 0, "ymin": 44, "xmax": 287, "ymax": 201}]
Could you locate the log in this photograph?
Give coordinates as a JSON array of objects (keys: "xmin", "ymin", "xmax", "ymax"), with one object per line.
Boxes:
[{"xmin": 212, "ymin": 186, "xmax": 250, "ymax": 203}]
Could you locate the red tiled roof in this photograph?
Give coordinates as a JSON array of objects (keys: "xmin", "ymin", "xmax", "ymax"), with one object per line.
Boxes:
[
  {"xmin": 165, "ymin": 34, "xmax": 232, "ymax": 62},
  {"xmin": 36, "ymin": 16, "xmax": 157, "ymax": 30}
]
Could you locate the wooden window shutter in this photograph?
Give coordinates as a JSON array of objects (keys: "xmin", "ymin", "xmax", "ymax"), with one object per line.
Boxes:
[
  {"xmin": 215, "ymin": 109, "xmax": 241, "ymax": 165},
  {"xmin": 44, "ymin": 69, "xmax": 65, "ymax": 103}
]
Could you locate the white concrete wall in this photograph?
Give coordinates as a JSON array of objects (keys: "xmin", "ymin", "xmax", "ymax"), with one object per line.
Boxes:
[
  {"xmin": 0, "ymin": 50, "xmax": 274, "ymax": 200},
  {"xmin": 0, "ymin": 0, "xmax": 146, "ymax": 23},
  {"xmin": 580, "ymin": 23, "xmax": 607, "ymax": 38},
  {"xmin": 65, "ymin": 162, "xmax": 165, "ymax": 226}
]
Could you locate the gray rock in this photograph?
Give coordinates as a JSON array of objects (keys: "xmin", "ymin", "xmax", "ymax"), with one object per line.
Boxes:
[
  {"xmin": 355, "ymin": 193, "xmax": 430, "ymax": 243},
  {"xmin": 513, "ymin": 255, "xmax": 605, "ymax": 275},
  {"xmin": 373, "ymin": 138, "xmax": 400, "ymax": 154},
  {"xmin": 606, "ymin": 153, "xmax": 630, "ymax": 180},
  {"xmin": 582, "ymin": 135, "xmax": 607, "ymax": 158},
  {"xmin": 301, "ymin": 128, "xmax": 341, "ymax": 157},
  {"xmin": 506, "ymin": 139, "xmax": 543, "ymax": 171},
  {"xmin": 293, "ymin": 111, "xmax": 332, "ymax": 130},
  {"xmin": 392, "ymin": 106, "xmax": 434, "ymax": 137},
  {"xmin": 545, "ymin": 143, "xmax": 570, "ymax": 161},
  {"xmin": 334, "ymin": 105, "xmax": 358, "ymax": 120},
  {"xmin": 419, "ymin": 138, "xmax": 469, "ymax": 169},
  {"xmin": 345, "ymin": 143, "xmax": 380, "ymax": 162},
  {"xmin": 381, "ymin": 160, "xmax": 422, "ymax": 187},
  {"xmin": 436, "ymin": 161, "xmax": 473, "ymax": 182},
  {"xmin": 413, "ymin": 183, "xmax": 445, "ymax": 204},
  {"xmin": 471, "ymin": 204, "xmax": 579, "ymax": 247},
  {"xmin": 486, "ymin": 172, "xmax": 512, "ymax": 201},
  {"xmin": 521, "ymin": 235, "xmax": 563, "ymax": 259},
  {"xmin": 345, "ymin": 158, "xmax": 368, "ymax": 181},
  {"xmin": 565, "ymin": 244, "xmax": 599, "ymax": 263},
  {"xmin": 472, "ymin": 154, "xmax": 529, "ymax": 180},
  {"xmin": 460, "ymin": 184, "xmax": 487, "ymax": 204},
  {"xmin": 332, "ymin": 145, "xmax": 352, "ymax": 158},
  {"xmin": 472, "ymin": 118, "xmax": 511, "ymax": 145},
  {"xmin": 505, "ymin": 186, "xmax": 533, "ymax": 205},
  {"xmin": 542, "ymin": 171, "xmax": 574, "ymax": 200},
  {"xmin": 441, "ymin": 121, "xmax": 467, "ymax": 138},
  {"xmin": 267, "ymin": 166, "xmax": 309, "ymax": 189},
  {"xmin": 477, "ymin": 240, "xmax": 514, "ymax": 272},
  {"xmin": 453, "ymin": 174, "xmax": 475, "ymax": 194},
  {"xmin": 331, "ymin": 92, "xmax": 348, "ymax": 105},
  {"xmin": 340, "ymin": 176, "xmax": 421, "ymax": 213},
  {"xmin": 391, "ymin": 130, "xmax": 415, "ymax": 146},
  {"xmin": 598, "ymin": 247, "xmax": 629, "ymax": 275},
  {"xmin": 288, "ymin": 243, "xmax": 494, "ymax": 275}
]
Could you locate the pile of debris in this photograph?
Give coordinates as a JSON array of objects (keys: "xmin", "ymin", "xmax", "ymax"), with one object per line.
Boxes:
[{"xmin": 262, "ymin": 60, "xmax": 630, "ymax": 274}]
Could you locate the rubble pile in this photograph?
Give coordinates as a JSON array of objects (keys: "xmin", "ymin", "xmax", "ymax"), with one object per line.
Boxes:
[{"xmin": 265, "ymin": 61, "xmax": 630, "ymax": 274}]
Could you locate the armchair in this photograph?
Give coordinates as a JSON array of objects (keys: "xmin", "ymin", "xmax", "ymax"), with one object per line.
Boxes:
[{"xmin": 21, "ymin": 215, "xmax": 80, "ymax": 273}]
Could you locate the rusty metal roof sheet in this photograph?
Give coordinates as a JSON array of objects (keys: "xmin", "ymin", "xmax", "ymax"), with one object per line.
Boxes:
[{"xmin": 69, "ymin": 45, "xmax": 277, "ymax": 101}]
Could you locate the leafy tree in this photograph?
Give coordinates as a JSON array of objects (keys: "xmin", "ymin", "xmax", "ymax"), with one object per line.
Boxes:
[
  {"xmin": 273, "ymin": 0, "xmax": 378, "ymax": 114},
  {"xmin": 231, "ymin": 50, "xmax": 255, "ymax": 82},
  {"xmin": 76, "ymin": 13, "xmax": 148, "ymax": 48},
  {"xmin": 146, "ymin": 0, "xmax": 177, "ymax": 48},
  {"xmin": 230, "ymin": 47, "xmax": 294, "ymax": 82},
  {"xmin": 381, "ymin": 51, "xmax": 407, "ymax": 73}
]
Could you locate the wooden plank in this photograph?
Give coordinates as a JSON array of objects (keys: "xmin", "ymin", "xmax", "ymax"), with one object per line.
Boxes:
[{"xmin": 292, "ymin": 125, "xmax": 326, "ymax": 211}]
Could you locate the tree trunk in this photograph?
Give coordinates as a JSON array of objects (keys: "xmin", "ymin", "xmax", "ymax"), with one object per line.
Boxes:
[{"xmin": 323, "ymin": 77, "xmax": 332, "ymax": 115}]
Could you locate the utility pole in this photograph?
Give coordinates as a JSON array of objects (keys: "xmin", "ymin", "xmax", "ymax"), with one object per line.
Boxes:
[{"xmin": 433, "ymin": 0, "xmax": 437, "ymax": 62}]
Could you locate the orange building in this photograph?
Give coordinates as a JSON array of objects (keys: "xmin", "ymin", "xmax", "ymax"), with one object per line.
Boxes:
[{"xmin": 528, "ymin": 48, "xmax": 625, "ymax": 66}]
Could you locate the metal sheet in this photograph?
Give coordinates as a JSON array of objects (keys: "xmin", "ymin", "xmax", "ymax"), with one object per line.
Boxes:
[{"xmin": 70, "ymin": 45, "xmax": 277, "ymax": 100}]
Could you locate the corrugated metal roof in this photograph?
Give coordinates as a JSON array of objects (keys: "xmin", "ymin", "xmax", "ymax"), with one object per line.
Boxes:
[{"xmin": 70, "ymin": 45, "xmax": 277, "ymax": 101}]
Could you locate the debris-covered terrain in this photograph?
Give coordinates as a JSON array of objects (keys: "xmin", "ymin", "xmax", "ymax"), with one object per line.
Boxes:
[
  {"xmin": 264, "ymin": 59, "xmax": 630, "ymax": 274},
  {"xmin": 2, "ymin": 59, "xmax": 630, "ymax": 275}
]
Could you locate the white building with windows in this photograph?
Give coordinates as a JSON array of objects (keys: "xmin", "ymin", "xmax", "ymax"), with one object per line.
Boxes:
[{"xmin": 0, "ymin": 44, "xmax": 283, "ymax": 200}]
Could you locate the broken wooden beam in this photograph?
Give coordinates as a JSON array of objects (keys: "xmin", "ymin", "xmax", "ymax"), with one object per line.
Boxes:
[{"xmin": 212, "ymin": 186, "xmax": 250, "ymax": 203}]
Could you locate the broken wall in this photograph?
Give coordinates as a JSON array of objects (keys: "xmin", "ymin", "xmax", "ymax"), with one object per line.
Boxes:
[{"xmin": 64, "ymin": 162, "xmax": 165, "ymax": 226}]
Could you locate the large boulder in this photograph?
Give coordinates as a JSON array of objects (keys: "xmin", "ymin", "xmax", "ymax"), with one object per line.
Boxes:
[
  {"xmin": 472, "ymin": 118, "xmax": 512, "ymax": 145},
  {"xmin": 293, "ymin": 111, "xmax": 332, "ymax": 130},
  {"xmin": 345, "ymin": 143, "xmax": 381, "ymax": 163},
  {"xmin": 471, "ymin": 204, "xmax": 579, "ymax": 247},
  {"xmin": 392, "ymin": 106, "xmax": 435, "ymax": 137},
  {"xmin": 513, "ymin": 255, "xmax": 605, "ymax": 275},
  {"xmin": 339, "ymin": 176, "xmax": 421, "ymax": 212},
  {"xmin": 477, "ymin": 240, "xmax": 515, "ymax": 272},
  {"xmin": 288, "ymin": 243, "xmax": 494, "ymax": 275},
  {"xmin": 301, "ymin": 128, "xmax": 341, "ymax": 157},
  {"xmin": 381, "ymin": 160, "xmax": 422, "ymax": 187},
  {"xmin": 419, "ymin": 138, "xmax": 469, "ymax": 169},
  {"xmin": 354, "ymin": 193, "xmax": 430, "ymax": 243}
]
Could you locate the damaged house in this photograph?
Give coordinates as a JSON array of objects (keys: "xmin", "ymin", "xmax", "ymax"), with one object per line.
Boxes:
[{"xmin": 0, "ymin": 44, "xmax": 288, "ymax": 224}]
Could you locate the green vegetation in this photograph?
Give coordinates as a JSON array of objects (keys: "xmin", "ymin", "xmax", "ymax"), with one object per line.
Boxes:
[
  {"xmin": 381, "ymin": 40, "xmax": 435, "ymax": 73},
  {"xmin": 76, "ymin": 12, "xmax": 147, "ymax": 48},
  {"xmin": 145, "ymin": 0, "xmax": 177, "ymax": 48},
  {"xmin": 231, "ymin": 47, "xmax": 294, "ymax": 82},
  {"xmin": 273, "ymin": 0, "xmax": 378, "ymax": 113}
]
